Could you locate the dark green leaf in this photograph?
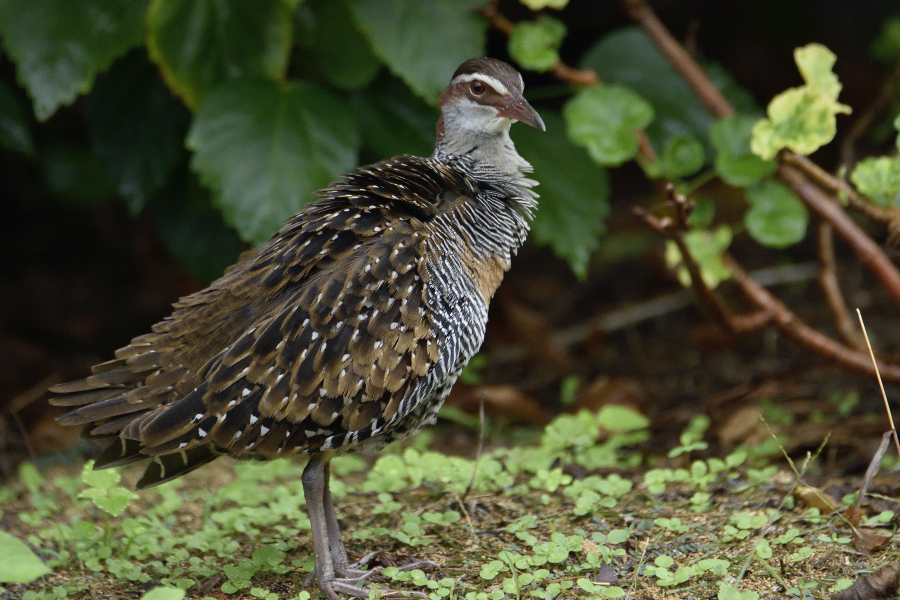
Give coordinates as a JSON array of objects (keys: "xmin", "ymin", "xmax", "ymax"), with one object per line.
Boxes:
[
  {"xmin": 347, "ymin": 0, "xmax": 487, "ymax": 102},
  {"xmin": 710, "ymin": 115, "xmax": 776, "ymax": 186},
  {"xmin": 0, "ymin": 0, "xmax": 146, "ymax": 120},
  {"xmin": 688, "ymin": 197, "xmax": 715, "ymax": 228},
  {"xmin": 147, "ymin": 0, "xmax": 294, "ymax": 109},
  {"xmin": 745, "ymin": 179, "xmax": 809, "ymax": 248},
  {"xmin": 651, "ymin": 135, "xmax": 705, "ymax": 179},
  {"xmin": 516, "ymin": 111, "xmax": 610, "ymax": 278},
  {"xmin": 850, "ymin": 156, "xmax": 900, "ymax": 208},
  {"xmin": 151, "ymin": 176, "xmax": 246, "ymax": 283},
  {"xmin": 871, "ymin": 17, "xmax": 900, "ymax": 63},
  {"xmin": 310, "ymin": 0, "xmax": 381, "ymax": 91},
  {"xmin": 41, "ymin": 144, "xmax": 117, "ymax": 207},
  {"xmin": 0, "ymin": 79, "xmax": 33, "ymax": 155},
  {"xmin": 187, "ymin": 78, "xmax": 360, "ymax": 245},
  {"xmin": 563, "ymin": 85, "xmax": 654, "ymax": 166},
  {"xmin": 85, "ymin": 51, "xmax": 191, "ymax": 214},
  {"xmin": 347, "ymin": 77, "xmax": 437, "ymax": 160},
  {"xmin": 508, "ymin": 16, "xmax": 566, "ymax": 73},
  {"xmin": 0, "ymin": 531, "xmax": 50, "ymax": 583}
]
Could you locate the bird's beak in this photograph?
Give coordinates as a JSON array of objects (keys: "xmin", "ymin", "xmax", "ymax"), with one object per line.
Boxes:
[{"xmin": 498, "ymin": 95, "xmax": 546, "ymax": 132}]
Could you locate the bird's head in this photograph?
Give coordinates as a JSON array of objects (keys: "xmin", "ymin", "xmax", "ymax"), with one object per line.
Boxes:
[{"xmin": 435, "ymin": 58, "xmax": 545, "ymax": 158}]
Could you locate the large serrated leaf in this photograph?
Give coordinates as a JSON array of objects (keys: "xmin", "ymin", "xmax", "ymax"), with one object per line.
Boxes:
[
  {"xmin": 310, "ymin": 0, "xmax": 381, "ymax": 91},
  {"xmin": 347, "ymin": 0, "xmax": 487, "ymax": 103},
  {"xmin": 147, "ymin": 0, "xmax": 294, "ymax": 109},
  {"xmin": 150, "ymin": 173, "xmax": 246, "ymax": 283},
  {"xmin": 85, "ymin": 51, "xmax": 191, "ymax": 213},
  {"xmin": 187, "ymin": 78, "xmax": 360, "ymax": 245},
  {"xmin": 0, "ymin": 0, "xmax": 146, "ymax": 120},
  {"xmin": 515, "ymin": 111, "xmax": 609, "ymax": 279},
  {"xmin": 347, "ymin": 77, "xmax": 437, "ymax": 160},
  {"xmin": 0, "ymin": 531, "xmax": 51, "ymax": 584},
  {"xmin": 0, "ymin": 79, "xmax": 33, "ymax": 155}
]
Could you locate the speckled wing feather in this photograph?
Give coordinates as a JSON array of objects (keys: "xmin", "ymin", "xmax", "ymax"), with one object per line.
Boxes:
[{"xmin": 50, "ymin": 156, "xmax": 476, "ymax": 487}]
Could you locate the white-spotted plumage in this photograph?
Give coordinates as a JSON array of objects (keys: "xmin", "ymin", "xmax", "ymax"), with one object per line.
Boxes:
[{"xmin": 49, "ymin": 57, "xmax": 544, "ymax": 600}]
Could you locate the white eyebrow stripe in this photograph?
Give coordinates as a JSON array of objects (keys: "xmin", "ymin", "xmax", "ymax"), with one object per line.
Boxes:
[{"xmin": 451, "ymin": 73, "xmax": 510, "ymax": 96}]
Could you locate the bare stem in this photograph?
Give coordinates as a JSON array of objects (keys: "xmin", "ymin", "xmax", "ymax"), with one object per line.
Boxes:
[
  {"xmin": 817, "ymin": 222, "xmax": 866, "ymax": 351},
  {"xmin": 726, "ymin": 255, "xmax": 900, "ymax": 382}
]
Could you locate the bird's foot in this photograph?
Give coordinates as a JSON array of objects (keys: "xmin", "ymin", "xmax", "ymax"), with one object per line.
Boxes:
[{"xmin": 317, "ymin": 576, "xmax": 429, "ymax": 600}]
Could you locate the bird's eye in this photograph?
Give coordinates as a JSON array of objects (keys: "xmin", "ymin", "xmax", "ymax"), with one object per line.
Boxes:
[{"xmin": 470, "ymin": 81, "xmax": 485, "ymax": 95}]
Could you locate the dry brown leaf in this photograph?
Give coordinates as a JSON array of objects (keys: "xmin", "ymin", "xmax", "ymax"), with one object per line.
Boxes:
[
  {"xmin": 574, "ymin": 375, "xmax": 648, "ymax": 415},
  {"xmin": 843, "ymin": 505, "xmax": 865, "ymax": 527},
  {"xmin": 831, "ymin": 564, "xmax": 900, "ymax": 600},
  {"xmin": 718, "ymin": 406, "xmax": 768, "ymax": 447},
  {"xmin": 594, "ymin": 563, "xmax": 618, "ymax": 586},
  {"xmin": 445, "ymin": 383, "xmax": 548, "ymax": 425},
  {"xmin": 852, "ymin": 528, "xmax": 893, "ymax": 554},
  {"xmin": 794, "ymin": 486, "xmax": 842, "ymax": 513}
]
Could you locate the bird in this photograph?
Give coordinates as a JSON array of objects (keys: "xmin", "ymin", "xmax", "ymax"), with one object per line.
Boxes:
[{"xmin": 50, "ymin": 57, "xmax": 544, "ymax": 599}]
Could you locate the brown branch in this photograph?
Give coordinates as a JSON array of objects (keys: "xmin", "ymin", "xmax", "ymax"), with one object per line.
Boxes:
[
  {"xmin": 621, "ymin": 0, "xmax": 900, "ymax": 243},
  {"xmin": 725, "ymin": 254, "xmax": 900, "ymax": 383},
  {"xmin": 817, "ymin": 223, "xmax": 866, "ymax": 351},
  {"xmin": 633, "ymin": 205, "xmax": 756, "ymax": 335},
  {"xmin": 622, "ymin": 0, "xmax": 900, "ymax": 303},
  {"xmin": 621, "ymin": 0, "xmax": 734, "ymax": 119},
  {"xmin": 780, "ymin": 152, "xmax": 898, "ymax": 225},
  {"xmin": 778, "ymin": 163, "xmax": 900, "ymax": 306}
]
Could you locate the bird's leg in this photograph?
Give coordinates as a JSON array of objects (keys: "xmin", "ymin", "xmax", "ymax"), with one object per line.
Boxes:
[
  {"xmin": 321, "ymin": 461, "xmax": 372, "ymax": 580},
  {"xmin": 302, "ymin": 454, "xmax": 370, "ymax": 599}
]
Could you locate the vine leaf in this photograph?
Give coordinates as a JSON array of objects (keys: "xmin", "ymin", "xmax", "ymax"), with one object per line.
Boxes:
[
  {"xmin": 710, "ymin": 115, "xmax": 776, "ymax": 186},
  {"xmin": 751, "ymin": 44, "xmax": 851, "ymax": 160},
  {"xmin": 508, "ymin": 16, "xmax": 566, "ymax": 73},
  {"xmin": 563, "ymin": 85, "xmax": 654, "ymax": 166},
  {"xmin": 744, "ymin": 179, "xmax": 809, "ymax": 248},
  {"xmin": 665, "ymin": 226, "xmax": 733, "ymax": 289},
  {"xmin": 347, "ymin": 0, "xmax": 487, "ymax": 103}
]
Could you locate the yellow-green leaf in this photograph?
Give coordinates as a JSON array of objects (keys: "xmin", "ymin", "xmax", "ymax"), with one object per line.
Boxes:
[{"xmin": 750, "ymin": 43, "xmax": 851, "ymax": 160}]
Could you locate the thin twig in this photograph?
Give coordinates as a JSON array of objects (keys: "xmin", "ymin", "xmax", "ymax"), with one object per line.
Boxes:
[
  {"xmin": 621, "ymin": 0, "xmax": 900, "ymax": 307},
  {"xmin": 461, "ymin": 395, "xmax": 485, "ymax": 503},
  {"xmin": 817, "ymin": 223, "xmax": 866, "ymax": 350},
  {"xmin": 621, "ymin": 0, "xmax": 734, "ymax": 118},
  {"xmin": 778, "ymin": 164, "xmax": 900, "ymax": 306},
  {"xmin": 856, "ymin": 309, "xmax": 900, "ymax": 457},
  {"xmin": 781, "ymin": 152, "xmax": 899, "ymax": 226},
  {"xmin": 634, "ymin": 206, "xmax": 741, "ymax": 334},
  {"xmin": 726, "ymin": 254, "xmax": 900, "ymax": 382}
]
